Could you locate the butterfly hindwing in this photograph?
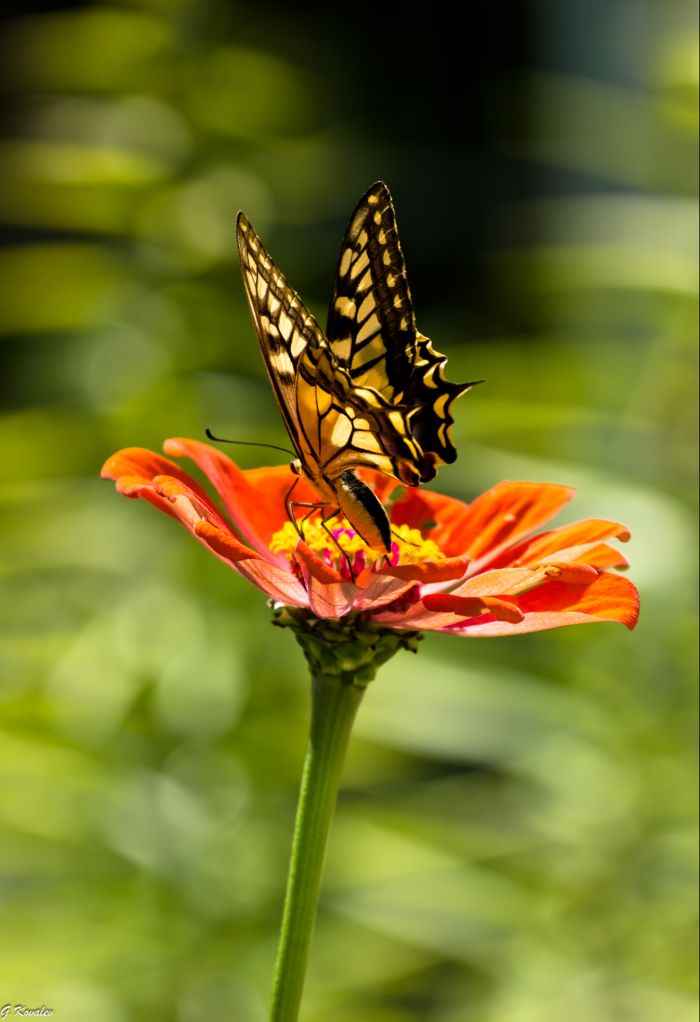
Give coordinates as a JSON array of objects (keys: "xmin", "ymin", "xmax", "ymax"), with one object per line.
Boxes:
[
  {"xmin": 295, "ymin": 343, "xmax": 420, "ymax": 481},
  {"xmin": 326, "ymin": 182, "xmax": 474, "ymax": 480},
  {"xmin": 405, "ymin": 334, "xmax": 475, "ymax": 475}
]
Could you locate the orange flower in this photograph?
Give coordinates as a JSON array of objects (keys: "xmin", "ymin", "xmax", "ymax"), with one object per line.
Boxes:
[{"xmin": 101, "ymin": 438, "xmax": 639, "ymax": 636}]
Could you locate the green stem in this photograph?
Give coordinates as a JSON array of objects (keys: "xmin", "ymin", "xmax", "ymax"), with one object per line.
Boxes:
[{"xmin": 269, "ymin": 670, "xmax": 366, "ymax": 1022}]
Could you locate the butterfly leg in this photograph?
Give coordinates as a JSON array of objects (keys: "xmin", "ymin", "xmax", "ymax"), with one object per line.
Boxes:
[
  {"xmin": 289, "ymin": 501, "xmax": 329, "ymax": 540},
  {"xmin": 388, "ymin": 527, "xmax": 421, "ymax": 566},
  {"xmin": 284, "ymin": 476, "xmax": 328, "ymax": 541},
  {"xmin": 318, "ymin": 507, "xmax": 358, "ymax": 581},
  {"xmin": 376, "ymin": 527, "xmax": 412, "ymax": 568},
  {"xmin": 283, "ymin": 479, "xmax": 355, "ymax": 578},
  {"xmin": 287, "ymin": 500, "xmax": 355, "ymax": 579}
]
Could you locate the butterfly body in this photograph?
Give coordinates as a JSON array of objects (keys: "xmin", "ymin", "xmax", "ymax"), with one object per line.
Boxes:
[{"xmin": 237, "ymin": 182, "xmax": 476, "ymax": 553}]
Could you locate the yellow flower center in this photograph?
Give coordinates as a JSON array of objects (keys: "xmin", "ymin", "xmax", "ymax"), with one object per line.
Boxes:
[{"xmin": 270, "ymin": 517, "xmax": 444, "ymax": 576}]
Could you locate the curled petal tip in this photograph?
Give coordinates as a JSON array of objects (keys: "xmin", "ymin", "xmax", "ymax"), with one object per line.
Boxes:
[
  {"xmin": 423, "ymin": 593, "xmax": 524, "ymax": 624},
  {"xmin": 543, "ymin": 561, "xmax": 599, "ymax": 584}
]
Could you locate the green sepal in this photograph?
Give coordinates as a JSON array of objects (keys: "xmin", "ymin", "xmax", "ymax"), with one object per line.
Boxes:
[{"xmin": 271, "ymin": 606, "xmax": 422, "ymax": 688}]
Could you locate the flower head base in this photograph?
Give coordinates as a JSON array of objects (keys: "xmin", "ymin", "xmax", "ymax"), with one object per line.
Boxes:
[
  {"xmin": 101, "ymin": 437, "xmax": 639, "ymax": 639},
  {"xmin": 270, "ymin": 518, "xmax": 445, "ymax": 582},
  {"xmin": 273, "ymin": 606, "xmax": 423, "ymax": 686}
]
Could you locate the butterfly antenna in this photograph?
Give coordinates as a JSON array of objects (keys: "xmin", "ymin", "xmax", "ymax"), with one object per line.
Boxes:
[{"xmin": 205, "ymin": 428, "xmax": 296, "ymax": 460}]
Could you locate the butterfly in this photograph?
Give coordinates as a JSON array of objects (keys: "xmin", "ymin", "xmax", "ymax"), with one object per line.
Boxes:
[{"xmin": 236, "ymin": 181, "xmax": 477, "ymax": 554}]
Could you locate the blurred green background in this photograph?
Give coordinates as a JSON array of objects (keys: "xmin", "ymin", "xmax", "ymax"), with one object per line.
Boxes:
[{"xmin": 0, "ymin": 1, "xmax": 697, "ymax": 1020}]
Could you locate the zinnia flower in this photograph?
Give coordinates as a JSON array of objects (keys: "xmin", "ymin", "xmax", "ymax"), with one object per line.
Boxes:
[
  {"xmin": 102, "ymin": 434, "xmax": 640, "ymax": 1022},
  {"xmin": 101, "ymin": 437, "xmax": 639, "ymax": 636}
]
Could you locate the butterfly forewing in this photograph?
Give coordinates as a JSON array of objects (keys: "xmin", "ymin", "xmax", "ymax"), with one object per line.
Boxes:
[
  {"xmin": 326, "ymin": 182, "xmax": 474, "ymax": 481},
  {"xmin": 238, "ymin": 211, "xmax": 424, "ymax": 484},
  {"xmin": 327, "ymin": 182, "xmax": 417, "ymax": 401},
  {"xmin": 237, "ymin": 213, "xmax": 328, "ymax": 454}
]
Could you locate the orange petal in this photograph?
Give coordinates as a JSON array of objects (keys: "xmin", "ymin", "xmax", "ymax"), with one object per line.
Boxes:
[
  {"xmin": 409, "ymin": 481, "xmax": 574, "ymax": 561},
  {"xmin": 163, "ymin": 438, "xmax": 319, "ymax": 558},
  {"xmin": 453, "ymin": 566, "xmax": 545, "ymax": 597},
  {"xmin": 108, "ymin": 462, "xmax": 235, "ymax": 538},
  {"xmin": 193, "ymin": 520, "xmax": 257, "ymax": 561},
  {"xmin": 102, "ymin": 447, "xmax": 216, "ymax": 508},
  {"xmin": 352, "ymin": 574, "xmax": 417, "ymax": 612},
  {"xmin": 103, "ymin": 449, "xmax": 309, "ymax": 604},
  {"xmin": 293, "ymin": 541, "xmax": 344, "ymax": 584},
  {"xmin": 585, "ymin": 543, "xmax": 630, "ymax": 569},
  {"xmin": 536, "ymin": 542, "xmax": 628, "ymax": 572},
  {"xmin": 389, "ymin": 486, "xmax": 471, "ymax": 546},
  {"xmin": 378, "ymin": 568, "xmax": 538, "ymax": 628},
  {"xmin": 291, "ymin": 541, "xmax": 357, "ymax": 619},
  {"xmin": 195, "ymin": 521, "xmax": 309, "ymax": 606},
  {"xmin": 542, "ymin": 561, "xmax": 599, "ymax": 584},
  {"xmin": 375, "ymin": 586, "xmax": 526, "ymax": 629},
  {"xmin": 377, "ymin": 554, "xmax": 471, "ymax": 584},
  {"xmin": 454, "ymin": 573, "xmax": 640, "ymax": 636},
  {"xmin": 114, "ymin": 475, "xmax": 189, "ymax": 523},
  {"xmin": 102, "ymin": 447, "xmax": 180, "ymax": 481},
  {"xmin": 489, "ymin": 518, "xmax": 631, "ymax": 570},
  {"xmin": 242, "ymin": 464, "xmax": 321, "ymax": 534},
  {"xmin": 423, "ymin": 593, "xmax": 524, "ymax": 623},
  {"xmin": 463, "ymin": 482, "xmax": 575, "ymax": 561},
  {"xmin": 306, "ymin": 580, "xmax": 358, "ymax": 619},
  {"xmin": 515, "ymin": 572, "xmax": 639, "ymax": 627}
]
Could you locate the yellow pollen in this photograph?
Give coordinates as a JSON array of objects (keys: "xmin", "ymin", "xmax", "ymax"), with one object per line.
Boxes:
[{"xmin": 269, "ymin": 517, "xmax": 445, "ymax": 570}]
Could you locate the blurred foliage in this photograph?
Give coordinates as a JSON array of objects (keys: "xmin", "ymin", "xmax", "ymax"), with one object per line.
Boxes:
[{"xmin": 0, "ymin": 1, "xmax": 697, "ymax": 1020}]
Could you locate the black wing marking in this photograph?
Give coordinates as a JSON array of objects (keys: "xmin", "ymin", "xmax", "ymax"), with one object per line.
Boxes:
[
  {"xmin": 326, "ymin": 181, "xmax": 473, "ymax": 480},
  {"xmin": 295, "ymin": 343, "xmax": 424, "ymax": 485},
  {"xmin": 405, "ymin": 334, "xmax": 478, "ymax": 476},
  {"xmin": 326, "ymin": 181, "xmax": 416, "ymax": 399},
  {"xmin": 237, "ymin": 212, "xmax": 328, "ymax": 459},
  {"xmin": 238, "ymin": 187, "xmax": 474, "ymax": 494}
]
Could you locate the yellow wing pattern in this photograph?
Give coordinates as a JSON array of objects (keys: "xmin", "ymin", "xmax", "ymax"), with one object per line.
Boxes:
[
  {"xmin": 327, "ymin": 182, "xmax": 475, "ymax": 481},
  {"xmin": 236, "ymin": 184, "xmax": 475, "ymax": 550},
  {"xmin": 237, "ymin": 213, "xmax": 422, "ymax": 491},
  {"xmin": 326, "ymin": 182, "xmax": 416, "ymax": 400}
]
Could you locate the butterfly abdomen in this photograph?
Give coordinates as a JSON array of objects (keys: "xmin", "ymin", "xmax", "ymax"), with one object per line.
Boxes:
[{"xmin": 335, "ymin": 471, "xmax": 391, "ymax": 553}]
